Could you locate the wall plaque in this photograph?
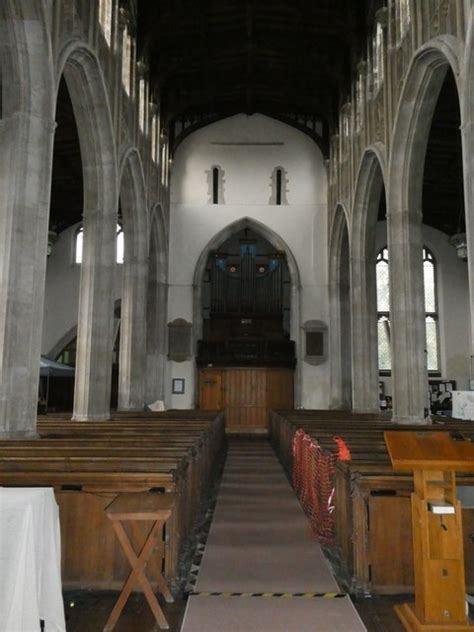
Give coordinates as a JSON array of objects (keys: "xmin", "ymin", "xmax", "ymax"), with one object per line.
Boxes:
[
  {"xmin": 302, "ymin": 320, "xmax": 328, "ymax": 366},
  {"xmin": 167, "ymin": 318, "xmax": 192, "ymax": 362}
]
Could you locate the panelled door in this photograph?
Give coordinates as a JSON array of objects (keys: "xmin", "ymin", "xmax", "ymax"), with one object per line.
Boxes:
[
  {"xmin": 199, "ymin": 368, "xmax": 224, "ymax": 410},
  {"xmin": 225, "ymin": 368, "xmax": 267, "ymax": 430},
  {"xmin": 199, "ymin": 367, "xmax": 293, "ymax": 432}
]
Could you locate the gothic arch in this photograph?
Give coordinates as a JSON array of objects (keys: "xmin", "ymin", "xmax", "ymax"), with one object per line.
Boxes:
[
  {"xmin": 117, "ymin": 148, "xmax": 148, "ymax": 409},
  {"xmin": 56, "ymin": 41, "xmax": 118, "ymax": 216},
  {"xmin": 329, "ymin": 204, "xmax": 352, "ymax": 409},
  {"xmin": 387, "ymin": 38, "xmax": 462, "ymax": 421},
  {"xmin": 193, "ymin": 216, "xmax": 303, "ymax": 405},
  {"xmin": 389, "ymin": 37, "xmax": 461, "ymax": 227},
  {"xmin": 56, "ymin": 41, "xmax": 119, "ymax": 420},
  {"xmin": 350, "ymin": 145, "xmax": 387, "ymax": 412}
]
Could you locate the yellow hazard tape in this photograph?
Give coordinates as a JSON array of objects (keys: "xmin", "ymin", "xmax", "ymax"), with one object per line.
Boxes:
[{"xmin": 191, "ymin": 592, "xmax": 346, "ymax": 599}]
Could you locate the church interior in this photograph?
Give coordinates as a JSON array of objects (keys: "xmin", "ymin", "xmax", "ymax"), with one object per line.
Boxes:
[{"xmin": 1, "ymin": 1, "xmax": 474, "ymax": 631}]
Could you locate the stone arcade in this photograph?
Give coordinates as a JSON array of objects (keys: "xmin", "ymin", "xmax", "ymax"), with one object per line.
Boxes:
[{"xmin": 1, "ymin": 1, "xmax": 474, "ymax": 630}]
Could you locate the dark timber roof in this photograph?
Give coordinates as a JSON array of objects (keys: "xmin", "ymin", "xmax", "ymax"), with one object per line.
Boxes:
[{"xmin": 137, "ymin": 0, "xmax": 381, "ymax": 155}]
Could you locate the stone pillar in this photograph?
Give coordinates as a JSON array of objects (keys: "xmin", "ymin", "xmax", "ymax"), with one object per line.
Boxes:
[
  {"xmin": 145, "ymin": 281, "xmax": 168, "ymax": 403},
  {"xmin": 350, "ymin": 251, "xmax": 380, "ymax": 412},
  {"xmin": 461, "ymin": 119, "xmax": 474, "ymax": 390},
  {"xmin": 0, "ymin": 112, "xmax": 55, "ymax": 436},
  {"xmin": 0, "ymin": 3, "xmax": 55, "ymax": 437},
  {"xmin": 329, "ymin": 265, "xmax": 352, "ymax": 409},
  {"xmin": 73, "ymin": 206, "xmax": 117, "ymax": 420},
  {"xmin": 387, "ymin": 208, "xmax": 427, "ymax": 422},
  {"xmin": 118, "ymin": 251, "xmax": 147, "ymax": 409}
]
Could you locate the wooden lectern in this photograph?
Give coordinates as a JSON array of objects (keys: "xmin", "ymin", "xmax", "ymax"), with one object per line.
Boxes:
[{"xmin": 384, "ymin": 431, "xmax": 474, "ymax": 632}]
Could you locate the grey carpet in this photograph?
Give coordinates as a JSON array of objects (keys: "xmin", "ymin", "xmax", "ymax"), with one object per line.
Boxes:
[{"xmin": 181, "ymin": 441, "xmax": 366, "ymax": 631}]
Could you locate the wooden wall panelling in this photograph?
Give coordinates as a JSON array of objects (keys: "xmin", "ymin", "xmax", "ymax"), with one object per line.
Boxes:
[{"xmin": 199, "ymin": 368, "xmax": 294, "ymax": 432}]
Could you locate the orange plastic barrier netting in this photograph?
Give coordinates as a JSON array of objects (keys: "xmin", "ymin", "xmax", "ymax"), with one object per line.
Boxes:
[{"xmin": 292, "ymin": 429, "xmax": 351, "ymax": 544}]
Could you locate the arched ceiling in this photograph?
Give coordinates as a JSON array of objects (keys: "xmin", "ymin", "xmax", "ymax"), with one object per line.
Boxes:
[{"xmin": 137, "ymin": 0, "xmax": 382, "ymax": 155}]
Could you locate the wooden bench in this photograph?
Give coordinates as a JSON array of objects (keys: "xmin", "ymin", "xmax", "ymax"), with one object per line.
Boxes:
[
  {"xmin": 270, "ymin": 410, "xmax": 474, "ymax": 595},
  {"xmin": 0, "ymin": 411, "xmax": 225, "ymax": 594}
]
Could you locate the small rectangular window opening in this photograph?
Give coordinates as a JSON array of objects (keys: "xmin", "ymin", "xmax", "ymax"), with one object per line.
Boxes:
[
  {"xmin": 276, "ymin": 169, "xmax": 282, "ymax": 205},
  {"xmin": 212, "ymin": 168, "xmax": 219, "ymax": 204}
]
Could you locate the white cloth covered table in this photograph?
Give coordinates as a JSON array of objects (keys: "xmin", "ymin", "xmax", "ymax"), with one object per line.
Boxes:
[
  {"xmin": 453, "ymin": 390, "xmax": 474, "ymax": 420},
  {"xmin": 0, "ymin": 488, "xmax": 66, "ymax": 632}
]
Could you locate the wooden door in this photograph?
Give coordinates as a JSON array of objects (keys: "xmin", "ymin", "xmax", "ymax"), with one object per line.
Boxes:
[
  {"xmin": 225, "ymin": 368, "xmax": 267, "ymax": 432},
  {"xmin": 199, "ymin": 368, "xmax": 224, "ymax": 410},
  {"xmin": 198, "ymin": 367, "xmax": 294, "ymax": 433}
]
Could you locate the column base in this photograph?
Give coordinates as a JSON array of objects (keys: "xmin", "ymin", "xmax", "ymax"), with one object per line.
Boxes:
[
  {"xmin": 391, "ymin": 416, "xmax": 431, "ymax": 426},
  {"xmin": 395, "ymin": 603, "xmax": 474, "ymax": 631},
  {"xmin": 0, "ymin": 430, "xmax": 40, "ymax": 439},
  {"xmin": 72, "ymin": 414, "xmax": 111, "ymax": 421}
]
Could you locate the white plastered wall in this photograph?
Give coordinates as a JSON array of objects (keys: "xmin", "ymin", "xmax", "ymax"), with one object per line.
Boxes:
[
  {"xmin": 167, "ymin": 114, "xmax": 329, "ymax": 409},
  {"xmin": 376, "ymin": 221, "xmax": 471, "ymax": 396}
]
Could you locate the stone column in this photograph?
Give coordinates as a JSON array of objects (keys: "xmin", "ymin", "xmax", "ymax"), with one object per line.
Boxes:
[
  {"xmin": 350, "ymin": 250, "xmax": 380, "ymax": 412},
  {"xmin": 460, "ymin": 119, "xmax": 474, "ymax": 391},
  {"xmin": 328, "ymin": 261, "xmax": 352, "ymax": 409},
  {"xmin": 0, "ymin": 3, "xmax": 55, "ymax": 437},
  {"xmin": 387, "ymin": 208, "xmax": 427, "ymax": 422},
  {"xmin": 73, "ymin": 205, "xmax": 117, "ymax": 420},
  {"xmin": 145, "ymin": 281, "xmax": 168, "ymax": 403},
  {"xmin": 0, "ymin": 112, "xmax": 55, "ymax": 436},
  {"xmin": 118, "ymin": 251, "xmax": 147, "ymax": 410}
]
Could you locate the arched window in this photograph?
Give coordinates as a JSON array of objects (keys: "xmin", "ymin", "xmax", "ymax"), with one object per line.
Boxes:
[
  {"xmin": 396, "ymin": 0, "xmax": 411, "ymax": 43},
  {"xmin": 116, "ymin": 225, "xmax": 124, "ymax": 264},
  {"xmin": 75, "ymin": 226, "xmax": 84, "ymax": 264},
  {"xmin": 423, "ymin": 247, "xmax": 439, "ymax": 372},
  {"xmin": 121, "ymin": 25, "xmax": 132, "ymax": 96},
  {"xmin": 376, "ymin": 246, "xmax": 440, "ymax": 373},
  {"xmin": 373, "ymin": 21, "xmax": 384, "ymax": 93},
  {"xmin": 270, "ymin": 167, "xmax": 287, "ymax": 205},
  {"xmin": 376, "ymin": 248, "xmax": 391, "ymax": 372},
  {"xmin": 75, "ymin": 224, "xmax": 124, "ymax": 264}
]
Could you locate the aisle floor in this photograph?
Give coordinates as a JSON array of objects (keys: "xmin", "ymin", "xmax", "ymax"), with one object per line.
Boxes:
[{"xmin": 181, "ymin": 440, "xmax": 366, "ymax": 631}]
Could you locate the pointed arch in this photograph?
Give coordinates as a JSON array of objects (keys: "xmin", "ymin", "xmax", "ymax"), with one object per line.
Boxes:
[
  {"xmin": 388, "ymin": 37, "xmax": 462, "ymax": 421},
  {"xmin": 329, "ymin": 204, "xmax": 352, "ymax": 409},
  {"xmin": 193, "ymin": 216, "xmax": 302, "ymax": 405},
  {"xmin": 350, "ymin": 145, "xmax": 387, "ymax": 412},
  {"xmin": 55, "ymin": 41, "xmax": 118, "ymax": 420},
  {"xmin": 117, "ymin": 147, "xmax": 148, "ymax": 409}
]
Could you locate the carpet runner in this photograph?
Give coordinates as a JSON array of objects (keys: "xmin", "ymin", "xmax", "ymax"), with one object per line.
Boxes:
[{"xmin": 181, "ymin": 440, "xmax": 366, "ymax": 631}]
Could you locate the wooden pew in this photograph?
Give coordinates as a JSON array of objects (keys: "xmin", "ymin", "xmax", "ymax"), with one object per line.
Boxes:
[
  {"xmin": 0, "ymin": 411, "xmax": 225, "ymax": 594},
  {"xmin": 270, "ymin": 410, "xmax": 474, "ymax": 595}
]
